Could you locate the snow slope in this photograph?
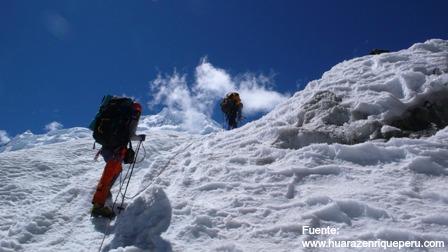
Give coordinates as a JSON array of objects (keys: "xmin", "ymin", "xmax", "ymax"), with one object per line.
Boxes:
[{"xmin": 1, "ymin": 39, "xmax": 448, "ymax": 252}]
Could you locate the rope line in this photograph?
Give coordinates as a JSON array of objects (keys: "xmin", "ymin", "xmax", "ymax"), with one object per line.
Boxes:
[
  {"xmin": 97, "ymin": 140, "xmax": 143, "ymax": 252},
  {"xmin": 97, "ymin": 219, "xmax": 111, "ymax": 252},
  {"xmin": 96, "ymin": 136, "xmax": 204, "ymax": 251},
  {"xmin": 117, "ymin": 141, "xmax": 143, "ymax": 211},
  {"xmin": 125, "ymin": 140, "xmax": 195, "ymax": 200}
]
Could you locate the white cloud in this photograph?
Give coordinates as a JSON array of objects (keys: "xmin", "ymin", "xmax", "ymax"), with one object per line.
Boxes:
[
  {"xmin": 148, "ymin": 71, "xmax": 193, "ymax": 111},
  {"xmin": 237, "ymin": 72, "xmax": 290, "ymax": 114},
  {"xmin": 45, "ymin": 121, "xmax": 63, "ymax": 132},
  {"xmin": 0, "ymin": 130, "xmax": 10, "ymax": 145},
  {"xmin": 148, "ymin": 58, "xmax": 290, "ymax": 118},
  {"xmin": 192, "ymin": 58, "xmax": 236, "ymax": 114},
  {"xmin": 240, "ymin": 88, "xmax": 290, "ymax": 115},
  {"xmin": 194, "ymin": 58, "xmax": 235, "ymax": 95}
]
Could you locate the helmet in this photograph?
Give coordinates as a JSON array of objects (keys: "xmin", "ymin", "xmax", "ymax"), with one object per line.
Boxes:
[
  {"xmin": 226, "ymin": 92, "xmax": 239, "ymax": 99},
  {"xmin": 132, "ymin": 102, "xmax": 142, "ymax": 113},
  {"xmin": 228, "ymin": 92, "xmax": 240, "ymax": 103}
]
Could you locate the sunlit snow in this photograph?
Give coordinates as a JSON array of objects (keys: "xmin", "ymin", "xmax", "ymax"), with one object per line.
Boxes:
[{"xmin": 1, "ymin": 39, "xmax": 447, "ymax": 251}]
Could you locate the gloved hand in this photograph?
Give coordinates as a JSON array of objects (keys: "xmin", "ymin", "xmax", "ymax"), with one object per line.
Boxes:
[
  {"xmin": 238, "ymin": 115, "xmax": 242, "ymax": 123},
  {"xmin": 139, "ymin": 134, "xmax": 146, "ymax": 141}
]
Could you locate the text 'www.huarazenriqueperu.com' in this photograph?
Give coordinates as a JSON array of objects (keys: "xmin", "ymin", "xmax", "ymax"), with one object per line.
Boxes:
[
  {"xmin": 300, "ymin": 226, "xmax": 445, "ymax": 250},
  {"xmin": 301, "ymin": 239, "xmax": 445, "ymax": 249}
]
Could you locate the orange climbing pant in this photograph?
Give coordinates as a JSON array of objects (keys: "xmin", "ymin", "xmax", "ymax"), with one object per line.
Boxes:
[{"xmin": 91, "ymin": 160, "xmax": 123, "ymax": 205}]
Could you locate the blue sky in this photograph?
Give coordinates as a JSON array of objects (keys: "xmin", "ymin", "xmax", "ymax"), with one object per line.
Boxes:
[{"xmin": 1, "ymin": 0, "xmax": 447, "ymax": 141}]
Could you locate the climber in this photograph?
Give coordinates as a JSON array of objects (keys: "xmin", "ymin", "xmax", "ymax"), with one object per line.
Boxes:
[
  {"xmin": 88, "ymin": 95, "xmax": 146, "ymax": 218},
  {"xmin": 220, "ymin": 92, "xmax": 244, "ymax": 130}
]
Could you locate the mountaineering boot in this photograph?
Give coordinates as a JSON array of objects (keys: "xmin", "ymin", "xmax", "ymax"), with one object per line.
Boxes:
[{"xmin": 90, "ymin": 204, "xmax": 115, "ymax": 219}]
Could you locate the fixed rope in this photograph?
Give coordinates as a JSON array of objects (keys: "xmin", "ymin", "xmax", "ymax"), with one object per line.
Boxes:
[
  {"xmin": 96, "ymin": 137, "xmax": 201, "ymax": 251},
  {"xmin": 117, "ymin": 140, "xmax": 143, "ymax": 212},
  {"xmin": 97, "ymin": 218, "xmax": 111, "ymax": 252},
  {"xmin": 97, "ymin": 140, "xmax": 143, "ymax": 252},
  {"xmin": 125, "ymin": 140, "xmax": 195, "ymax": 200}
]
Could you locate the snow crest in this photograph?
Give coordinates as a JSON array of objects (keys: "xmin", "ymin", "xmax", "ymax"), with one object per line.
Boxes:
[{"xmin": 272, "ymin": 39, "xmax": 448, "ymax": 149}]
